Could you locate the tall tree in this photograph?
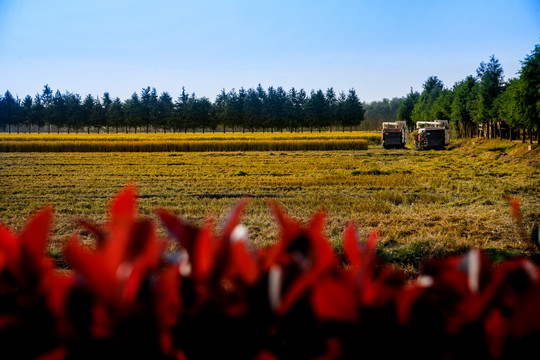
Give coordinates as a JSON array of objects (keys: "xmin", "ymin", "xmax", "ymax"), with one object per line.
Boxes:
[
  {"xmin": 157, "ymin": 92, "xmax": 174, "ymax": 132},
  {"xmin": 213, "ymin": 89, "xmax": 228, "ymax": 132},
  {"xmin": 497, "ymin": 78, "xmax": 527, "ymax": 141},
  {"xmin": 124, "ymin": 93, "xmax": 142, "ymax": 133},
  {"xmin": 244, "ymin": 88, "xmax": 263, "ymax": 131},
  {"xmin": 519, "ymin": 43, "xmax": 540, "ymax": 143},
  {"xmin": 341, "ymin": 89, "xmax": 365, "ymax": 131},
  {"xmin": 42, "ymin": 85, "xmax": 54, "ymax": 133},
  {"xmin": 0, "ymin": 91, "xmax": 21, "ymax": 133},
  {"xmin": 102, "ymin": 92, "xmax": 112, "ymax": 133},
  {"xmin": 82, "ymin": 95, "xmax": 95, "ymax": 133},
  {"xmin": 411, "ymin": 76, "xmax": 444, "ymax": 123},
  {"xmin": 175, "ymin": 87, "xmax": 191, "ymax": 132},
  {"xmin": 21, "ymin": 95, "xmax": 33, "ymax": 133},
  {"xmin": 397, "ymin": 88, "xmax": 420, "ymax": 130},
  {"xmin": 32, "ymin": 94, "xmax": 46, "ymax": 133},
  {"xmin": 474, "ymin": 55, "xmax": 504, "ymax": 138},
  {"xmin": 90, "ymin": 97, "xmax": 106, "ymax": 133},
  {"xmin": 51, "ymin": 90, "xmax": 67, "ymax": 133},
  {"xmin": 430, "ymin": 89, "xmax": 453, "ymax": 120},
  {"xmin": 451, "ymin": 76, "xmax": 478, "ymax": 137},
  {"xmin": 108, "ymin": 97, "xmax": 125, "ymax": 133},
  {"xmin": 325, "ymin": 87, "xmax": 337, "ymax": 130},
  {"xmin": 64, "ymin": 92, "xmax": 83, "ymax": 133},
  {"xmin": 305, "ymin": 89, "xmax": 328, "ymax": 132}
]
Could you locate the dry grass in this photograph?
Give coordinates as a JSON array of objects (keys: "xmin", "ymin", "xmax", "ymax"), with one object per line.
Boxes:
[{"xmin": 0, "ymin": 138, "xmax": 538, "ymax": 274}]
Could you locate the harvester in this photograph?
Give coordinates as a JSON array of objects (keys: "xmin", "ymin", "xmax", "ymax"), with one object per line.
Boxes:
[
  {"xmin": 381, "ymin": 121, "xmax": 408, "ymax": 149},
  {"xmin": 414, "ymin": 120, "xmax": 450, "ymax": 150}
]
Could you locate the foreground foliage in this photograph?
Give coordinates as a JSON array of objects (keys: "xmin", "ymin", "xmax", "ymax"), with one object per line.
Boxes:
[{"xmin": 1, "ymin": 186, "xmax": 539, "ymax": 359}]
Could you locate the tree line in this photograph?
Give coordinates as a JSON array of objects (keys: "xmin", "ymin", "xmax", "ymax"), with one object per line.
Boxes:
[
  {"xmin": 396, "ymin": 43, "xmax": 540, "ymax": 143},
  {"xmin": 0, "ymin": 85, "xmax": 366, "ymax": 134}
]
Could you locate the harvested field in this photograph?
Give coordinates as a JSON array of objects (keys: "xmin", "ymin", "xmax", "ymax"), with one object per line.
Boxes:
[{"xmin": 0, "ymin": 137, "xmax": 538, "ymax": 275}]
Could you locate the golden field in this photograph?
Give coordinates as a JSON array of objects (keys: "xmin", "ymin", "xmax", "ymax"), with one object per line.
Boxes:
[{"xmin": 0, "ymin": 136, "xmax": 538, "ymax": 275}]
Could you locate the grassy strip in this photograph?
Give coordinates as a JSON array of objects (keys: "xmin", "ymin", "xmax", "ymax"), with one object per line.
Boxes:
[{"xmin": 0, "ymin": 139, "xmax": 369, "ymax": 152}]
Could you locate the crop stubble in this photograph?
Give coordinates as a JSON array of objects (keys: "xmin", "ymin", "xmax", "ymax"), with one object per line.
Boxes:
[{"xmin": 0, "ymin": 138, "xmax": 538, "ymax": 272}]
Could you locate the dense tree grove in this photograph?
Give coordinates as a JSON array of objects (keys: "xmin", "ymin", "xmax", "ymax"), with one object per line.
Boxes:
[
  {"xmin": 397, "ymin": 43, "xmax": 540, "ymax": 143},
  {"xmin": 0, "ymin": 85, "xmax": 365, "ymax": 134},
  {"xmin": 2, "ymin": 44, "xmax": 539, "ymax": 140}
]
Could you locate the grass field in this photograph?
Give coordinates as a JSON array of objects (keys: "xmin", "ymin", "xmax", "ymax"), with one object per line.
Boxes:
[{"xmin": 0, "ymin": 136, "xmax": 538, "ymax": 275}]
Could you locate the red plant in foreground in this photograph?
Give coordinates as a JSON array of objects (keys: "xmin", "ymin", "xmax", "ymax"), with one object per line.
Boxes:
[{"xmin": 0, "ymin": 186, "xmax": 538, "ymax": 360}]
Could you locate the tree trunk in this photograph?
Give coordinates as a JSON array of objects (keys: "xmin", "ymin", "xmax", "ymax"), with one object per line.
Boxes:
[
  {"xmin": 537, "ymin": 128, "xmax": 540, "ymax": 145},
  {"xmin": 67, "ymin": 126, "xmax": 70, "ymax": 134},
  {"xmin": 530, "ymin": 129, "xmax": 533, "ymax": 144},
  {"xmin": 522, "ymin": 129, "xmax": 526, "ymax": 143},
  {"xmin": 88, "ymin": 126, "xmax": 90, "ymax": 134}
]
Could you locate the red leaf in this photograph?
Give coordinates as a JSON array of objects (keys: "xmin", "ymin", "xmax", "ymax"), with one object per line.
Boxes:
[
  {"xmin": 307, "ymin": 211, "xmax": 336, "ymax": 271},
  {"xmin": 77, "ymin": 219, "xmax": 107, "ymax": 247},
  {"xmin": 0, "ymin": 224, "xmax": 18, "ymax": 272},
  {"xmin": 192, "ymin": 222, "xmax": 217, "ymax": 282},
  {"xmin": 485, "ymin": 310, "xmax": 507, "ymax": 359},
  {"xmin": 343, "ymin": 222, "xmax": 361, "ymax": 268},
  {"xmin": 268, "ymin": 200, "xmax": 301, "ymax": 244},
  {"xmin": 20, "ymin": 206, "xmax": 53, "ymax": 264},
  {"xmin": 158, "ymin": 209, "xmax": 199, "ymax": 257},
  {"xmin": 63, "ymin": 235, "xmax": 116, "ymax": 303},
  {"xmin": 154, "ymin": 265, "xmax": 182, "ymax": 329},
  {"xmin": 108, "ymin": 184, "xmax": 137, "ymax": 229},
  {"xmin": 220, "ymin": 198, "xmax": 248, "ymax": 241},
  {"xmin": 311, "ymin": 274, "xmax": 358, "ymax": 322},
  {"xmin": 226, "ymin": 241, "xmax": 259, "ymax": 285}
]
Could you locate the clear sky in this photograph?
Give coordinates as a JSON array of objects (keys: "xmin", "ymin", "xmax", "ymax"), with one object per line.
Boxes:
[{"xmin": 1, "ymin": 0, "xmax": 539, "ymax": 103}]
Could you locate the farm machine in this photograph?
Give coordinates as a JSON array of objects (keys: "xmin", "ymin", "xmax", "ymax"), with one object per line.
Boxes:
[
  {"xmin": 414, "ymin": 120, "xmax": 450, "ymax": 150},
  {"xmin": 381, "ymin": 121, "xmax": 408, "ymax": 149}
]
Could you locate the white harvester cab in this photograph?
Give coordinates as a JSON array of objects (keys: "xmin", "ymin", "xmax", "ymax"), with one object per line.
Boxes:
[
  {"xmin": 415, "ymin": 120, "xmax": 450, "ymax": 150},
  {"xmin": 381, "ymin": 121, "xmax": 408, "ymax": 149}
]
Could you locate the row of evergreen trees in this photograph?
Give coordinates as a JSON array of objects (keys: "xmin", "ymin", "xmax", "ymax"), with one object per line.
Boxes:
[
  {"xmin": 0, "ymin": 85, "xmax": 365, "ymax": 134},
  {"xmin": 397, "ymin": 43, "xmax": 540, "ymax": 143}
]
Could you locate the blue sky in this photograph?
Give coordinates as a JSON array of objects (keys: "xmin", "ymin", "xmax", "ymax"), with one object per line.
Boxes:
[{"xmin": 1, "ymin": 0, "xmax": 539, "ymax": 103}]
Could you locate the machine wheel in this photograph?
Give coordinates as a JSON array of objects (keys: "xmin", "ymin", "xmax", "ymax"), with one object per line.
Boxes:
[{"xmin": 418, "ymin": 134, "xmax": 428, "ymax": 150}]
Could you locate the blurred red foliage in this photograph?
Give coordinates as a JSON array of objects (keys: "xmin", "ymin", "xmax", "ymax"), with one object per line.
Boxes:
[{"xmin": 0, "ymin": 186, "xmax": 538, "ymax": 360}]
